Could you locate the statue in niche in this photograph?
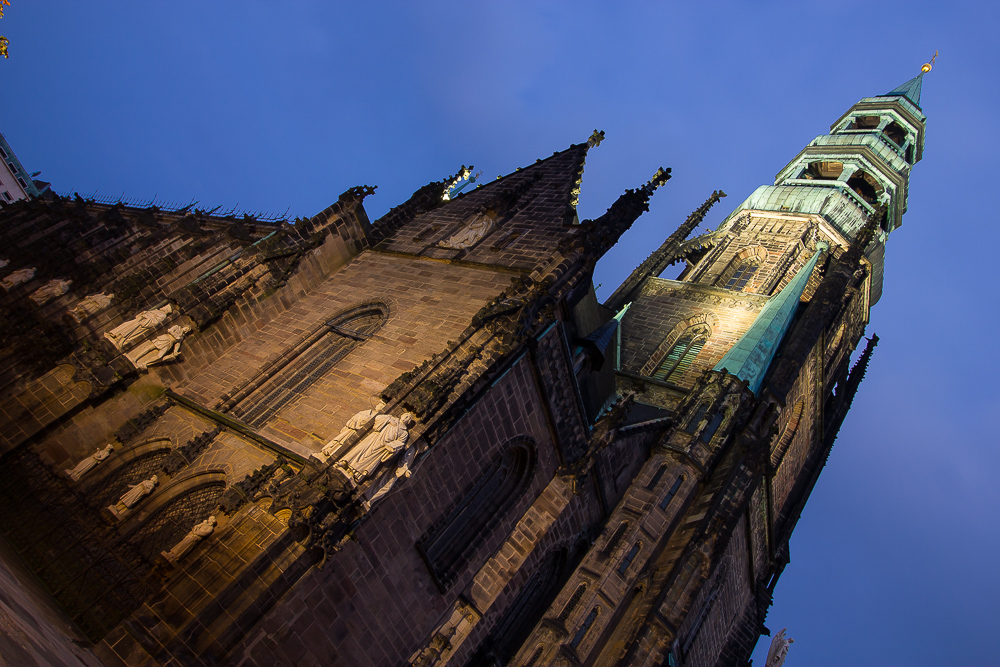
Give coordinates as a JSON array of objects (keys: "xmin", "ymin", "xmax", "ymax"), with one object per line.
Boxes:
[
  {"xmin": 321, "ymin": 400, "xmax": 386, "ymax": 458},
  {"xmin": 437, "ymin": 209, "xmax": 497, "ymax": 250},
  {"xmin": 29, "ymin": 278, "xmax": 73, "ymax": 305},
  {"xmin": 765, "ymin": 628, "xmax": 794, "ymax": 667},
  {"xmin": 160, "ymin": 515, "xmax": 217, "ymax": 564},
  {"xmin": 125, "ymin": 324, "xmax": 191, "ymax": 370},
  {"xmin": 64, "ymin": 443, "xmax": 114, "ymax": 482},
  {"xmin": 108, "ymin": 475, "xmax": 158, "ymax": 518},
  {"xmin": 1, "ymin": 267, "xmax": 36, "ymax": 290},
  {"xmin": 70, "ymin": 292, "xmax": 114, "ymax": 322},
  {"xmin": 336, "ymin": 411, "xmax": 415, "ymax": 484},
  {"xmin": 104, "ymin": 303, "xmax": 173, "ymax": 351}
]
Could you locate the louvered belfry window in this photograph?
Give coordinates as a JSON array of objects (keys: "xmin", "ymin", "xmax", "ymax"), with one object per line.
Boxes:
[{"xmin": 653, "ymin": 332, "xmax": 707, "ymax": 384}]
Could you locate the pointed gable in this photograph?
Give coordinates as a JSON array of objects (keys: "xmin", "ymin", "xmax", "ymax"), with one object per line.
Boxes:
[{"xmin": 377, "ymin": 139, "xmax": 594, "ymax": 271}]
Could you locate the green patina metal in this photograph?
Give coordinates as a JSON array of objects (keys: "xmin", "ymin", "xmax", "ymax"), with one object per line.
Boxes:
[
  {"xmin": 714, "ymin": 244, "xmax": 827, "ymax": 394},
  {"xmin": 885, "ymin": 72, "xmax": 924, "ymax": 107}
]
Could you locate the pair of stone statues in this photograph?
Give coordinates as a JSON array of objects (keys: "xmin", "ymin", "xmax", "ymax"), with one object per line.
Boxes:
[
  {"xmin": 320, "ymin": 401, "xmax": 416, "ymax": 510},
  {"xmin": 103, "ymin": 304, "xmax": 192, "ymax": 370}
]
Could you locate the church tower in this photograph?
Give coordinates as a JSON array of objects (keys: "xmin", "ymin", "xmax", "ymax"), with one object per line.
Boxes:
[
  {"xmin": 0, "ymin": 67, "xmax": 927, "ymax": 667},
  {"xmin": 507, "ymin": 67, "xmax": 929, "ymax": 666}
]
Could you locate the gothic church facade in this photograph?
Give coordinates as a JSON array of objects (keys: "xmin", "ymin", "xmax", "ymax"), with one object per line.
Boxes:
[{"xmin": 0, "ymin": 70, "xmax": 928, "ymax": 666}]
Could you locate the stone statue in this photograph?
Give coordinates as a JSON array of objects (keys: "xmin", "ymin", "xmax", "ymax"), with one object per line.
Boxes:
[
  {"xmin": 765, "ymin": 627, "xmax": 794, "ymax": 667},
  {"xmin": 70, "ymin": 292, "xmax": 114, "ymax": 321},
  {"xmin": 337, "ymin": 412, "xmax": 414, "ymax": 483},
  {"xmin": 108, "ymin": 475, "xmax": 158, "ymax": 518},
  {"xmin": 29, "ymin": 278, "xmax": 73, "ymax": 305},
  {"xmin": 64, "ymin": 443, "xmax": 114, "ymax": 482},
  {"xmin": 363, "ymin": 443, "xmax": 417, "ymax": 510},
  {"xmin": 437, "ymin": 211, "xmax": 496, "ymax": 250},
  {"xmin": 160, "ymin": 516, "xmax": 217, "ymax": 564},
  {"xmin": 125, "ymin": 324, "xmax": 191, "ymax": 370},
  {"xmin": 1, "ymin": 267, "xmax": 36, "ymax": 290},
  {"xmin": 321, "ymin": 400, "xmax": 386, "ymax": 458},
  {"xmin": 104, "ymin": 304, "xmax": 173, "ymax": 351}
]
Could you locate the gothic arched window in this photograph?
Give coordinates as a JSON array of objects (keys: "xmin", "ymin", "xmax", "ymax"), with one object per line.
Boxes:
[
  {"xmin": 232, "ymin": 304, "xmax": 388, "ymax": 428},
  {"xmin": 653, "ymin": 328, "xmax": 708, "ymax": 384},
  {"xmin": 418, "ymin": 439, "xmax": 535, "ymax": 590},
  {"xmin": 466, "ymin": 548, "xmax": 568, "ymax": 667},
  {"xmin": 723, "ymin": 260, "xmax": 758, "ymax": 291},
  {"xmin": 717, "ymin": 246, "xmax": 767, "ymax": 293}
]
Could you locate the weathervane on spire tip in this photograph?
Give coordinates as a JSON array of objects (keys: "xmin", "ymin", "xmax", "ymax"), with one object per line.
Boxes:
[{"xmin": 921, "ymin": 51, "xmax": 938, "ymax": 73}]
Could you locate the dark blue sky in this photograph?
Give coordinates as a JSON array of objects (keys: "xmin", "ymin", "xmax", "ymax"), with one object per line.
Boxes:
[{"xmin": 3, "ymin": 2, "xmax": 997, "ymax": 664}]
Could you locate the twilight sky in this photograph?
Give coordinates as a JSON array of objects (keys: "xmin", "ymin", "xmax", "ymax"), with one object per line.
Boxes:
[{"xmin": 2, "ymin": 2, "xmax": 998, "ymax": 665}]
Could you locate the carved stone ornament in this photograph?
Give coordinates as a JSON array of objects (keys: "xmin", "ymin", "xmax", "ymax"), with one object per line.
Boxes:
[
  {"xmin": 29, "ymin": 278, "xmax": 73, "ymax": 305},
  {"xmin": 71, "ymin": 292, "xmax": 114, "ymax": 321},
  {"xmin": 107, "ymin": 475, "xmax": 158, "ymax": 519},
  {"xmin": 63, "ymin": 443, "xmax": 114, "ymax": 482},
  {"xmin": 437, "ymin": 211, "xmax": 496, "ymax": 249},
  {"xmin": 1, "ymin": 267, "xmax": 36, "ymax": 290},
  {"xmin": 160, "ymin": 515, "xmax": 217, "ymax": 564},
  {"xmin": 765, "ymin": 627, "xmax": 794, "ymax": 667},
  {"xmin": 125, "ymin": 324, "xmax": 191, "ymax": 370},
  {"xmin": 104, "ymin": 303, "xmax": 173, "ymax": 351}
]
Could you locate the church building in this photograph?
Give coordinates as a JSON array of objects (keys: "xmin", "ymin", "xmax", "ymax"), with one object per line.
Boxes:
[{"xmin": 0, "ymin": 66, "xmax": 929, "ymax": 666}]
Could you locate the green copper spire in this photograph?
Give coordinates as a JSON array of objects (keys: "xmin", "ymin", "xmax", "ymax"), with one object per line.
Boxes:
[
  {"xmin": 714, "ymin": 244, "xmax": 827, "ymax": 394},
  {"xmin": 884, "ymin": 72, "xmax": 924, "ymax": 107}
]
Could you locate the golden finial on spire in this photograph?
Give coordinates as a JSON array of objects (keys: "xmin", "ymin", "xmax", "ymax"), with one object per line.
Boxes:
[{"xmin": 921, "ymin": 51, "xmax": 938, "ymax": 73}]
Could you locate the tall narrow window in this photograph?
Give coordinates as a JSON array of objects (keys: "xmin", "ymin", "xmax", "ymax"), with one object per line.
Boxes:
[
  {"xmin": 569, "ymin": 608, "xmax": 599, "ymax": 650},
  {"xmin": 653, "ymin": 333, "xmax": 707, "ymax": 384},
  {"xmin": 616, "ymin": 542, "xmax": 641, "ymax": 576},
  {"xmin": 233, "ymin": 304, "xmax": 387, "ymax": 427},
  {"xmin": 660, "ymin": 476, "xmax": 684, "ymax": 511},
  {"xmin": 699, "ymin": 412, "xmax": 725, "ymax": 443},
  {"xmin": 684, "ymin": 403, "xmax": 709, "ymax": 433},
  {"xmin": 559, "ymin": 583, "xmax": 588, "ymax": 623},
  {"xmin": 646, "ymin": 464, "xmax": 668, "ymax": 490},
  {"xmin": 418, "ymin": 439, "xmax": 535, "ymax": 590}
]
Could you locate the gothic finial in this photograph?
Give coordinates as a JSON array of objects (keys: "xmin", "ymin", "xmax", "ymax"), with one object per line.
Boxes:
[
  {"xmin": 921, "ymin": 51, "xmax": 938, "ymax": 73},
  {"xmin": 646, "ymin": 167, "xmax": 672, "ymax": 191},
  {"xmin": 587, "ymin": 130, "xmax": 606, "ymax": 148}
]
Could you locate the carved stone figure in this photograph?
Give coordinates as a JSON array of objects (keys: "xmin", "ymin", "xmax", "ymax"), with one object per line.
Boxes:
[
  {"xmin": 70, "ymin": 292, "xmax": 114, "ymax": 321},
  {"xmin": 765, "ymin": 627, "xmax": 794, "ymax": 667},
  {"xmin": 363, "ymin": 443, "xmax": 416, "ymax": 510},
  {"xmin": 111, "ymin": 475, "xmax": 158, "ymax": 516},
  {"xmin": 29, "ymin": 278, "xmax": 73, "ymax": 305},
  {"xmin": 337, "ymin": 412, "xmax": 414, "ymax": 483},
  {"xmin": 437, "ymin": 211, "xmax": 496, "ymax": 249},
  {"xmin": 1, "ymin": 267, "xmax": 36, "ymax": 290},
  {"xmin": 64, "ymin": 443, "xmax": 114, "ymax": 482},
  {"xmin": 125, "ymin": 324, "xmax": 191, "ymax": 370},
  {"xmin": 160, "ymin": 516, "xmax": 217, "ymax": 564},
  {"xmin": 104, "ymin": 304, "xmax": 173, "ymax": 351},
  {"xmin": 321, "ymin": 400, "xmax": 386, "ymax": 457}
]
